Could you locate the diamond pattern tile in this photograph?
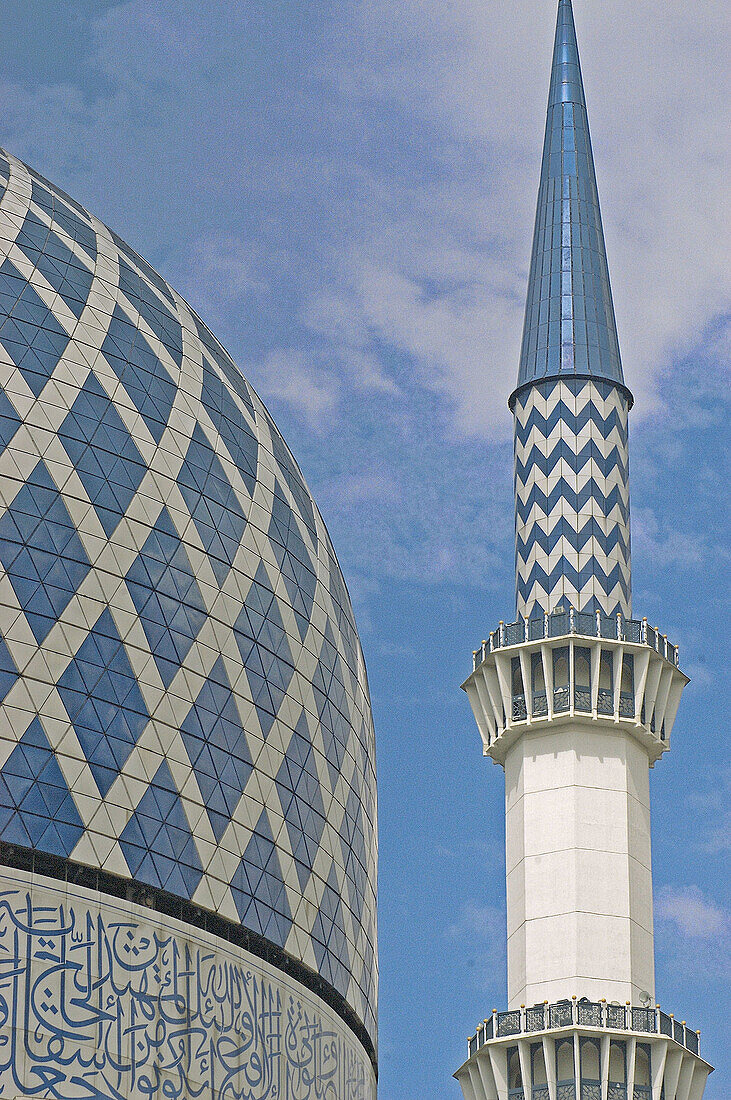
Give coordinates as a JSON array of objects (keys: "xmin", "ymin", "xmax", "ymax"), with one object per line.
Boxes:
[
  {"xmin": 234, "ymin": 562, "xmax": 294, "ymax": 737},
  {"xmin": 230, "ymin": 810, "xmax": 292, "ymax": 948},
  {"xmin": 16, "ymin": 208, "xmax": 93, "ymax": 319},
  {"xmin": 0, "ymin": 719, "xmax": 84, "ymax": 856},
  {"xmin": 180, "ymin": 657, "xmax": 252, "ymax": 842},
  {"xmin": 57, "ymin": 609, "xmax": 149, "ymax": 796},
  {"xmin": 59, "ymin": 372, "xmax": 146, "ymax": 536},
  {"xmin": 201, "ymin": 360, "xmax": 258, "ymax": 495},
  {"xmin": 102, "ymin": 304, "xmax": 176, "ymax": 443},
  {"xmin": 120, "ymin": 760, "xmax": 203, "ymax": 899},
  {"xmin": 125, "ymin": 507, "xmax": 207, "ymax": 687},
  {"xmin": 0, "ymin": 149, "xmax": 377, "ymax": 1049},
  {"xmin": 177, "ymin": 423, "xmax": 246, "ymax": 585},
  {"xmin": 276, "ymin": 711, "xmax": 326, "ymax": 891},
  {"xmin": 0, "ymin": 460, "xmax": 91, "ymax": 642},
  {"xmin": 0, "ymin": 257, "xmax": 69, "ymax": 396}
]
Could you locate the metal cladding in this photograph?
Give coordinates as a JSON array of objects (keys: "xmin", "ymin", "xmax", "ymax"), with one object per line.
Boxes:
[
  {"xmin": 0, "ymin": 151, "xmax": 377, "ymax": 1050},
  {"xmin": 512, "ymin": 0, "xmax": 632, "ymax": 620}
]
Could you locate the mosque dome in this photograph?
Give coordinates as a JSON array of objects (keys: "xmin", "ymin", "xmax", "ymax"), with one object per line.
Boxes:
[{"xmin": 0, "ymin": 150, "xmax": 377, "ymax": 1069}]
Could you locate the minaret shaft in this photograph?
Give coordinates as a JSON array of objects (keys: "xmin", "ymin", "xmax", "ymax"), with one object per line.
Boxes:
[{"xmin": 505, "ymin": 722, "xmax": 654, "ymax": 1008}]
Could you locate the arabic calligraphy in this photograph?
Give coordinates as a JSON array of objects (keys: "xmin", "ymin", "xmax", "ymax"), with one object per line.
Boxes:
[{"xmin": 0, "ymin": 888, "xmax": 373, "ymax": 1100}]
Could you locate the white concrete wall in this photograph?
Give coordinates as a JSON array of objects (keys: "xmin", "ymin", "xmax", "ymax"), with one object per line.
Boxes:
[{"xmin": 504, "ymin": 721, "xmax": 654, "ymax": 1007}]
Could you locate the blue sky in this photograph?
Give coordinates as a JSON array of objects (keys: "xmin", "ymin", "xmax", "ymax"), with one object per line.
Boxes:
[{"xmin": 1, "ymin": 0, "xmax": 728, "ymax": 1095}]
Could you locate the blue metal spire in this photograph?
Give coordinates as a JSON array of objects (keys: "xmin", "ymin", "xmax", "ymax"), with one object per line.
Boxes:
[{"xmin": 515, "ymin": 0, "xmax": 626, "ymax": 394}]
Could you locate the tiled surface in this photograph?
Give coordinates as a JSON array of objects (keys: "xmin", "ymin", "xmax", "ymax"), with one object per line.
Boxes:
[
  {"xmin": 0, "ymin": 867, "xmax": 376, "ymax": 1100},
  {"xmin": 0, "ymin": 151, "xmax": 377, "ymax": 1045},
  {"xmin": 514, "ymin": 377, "xmax": 631, "ymax": 620}
]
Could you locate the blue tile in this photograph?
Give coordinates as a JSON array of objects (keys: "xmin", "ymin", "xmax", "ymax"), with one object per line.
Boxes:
[
  {"xmin": 0, "ymin": 259, "xmax": 69, "ymax": 396},
  {"xmin": 0, "ymin": 461, "xmax": 91, "ymax": 642},
  {"xmin": 0, "ymin": 637, "xmax": 18, "ymax": 703},
  {"xmin": 230, "ymin": 810, "xmax": 291, "ymax": 948},
  {"xmin": 57, "ymin": 609, "xmax": 148, "ymax": 796},
  {"xmin": 125, "ymin": 508, "xmax": 207, "ymax": 688},
  {"xmin": 0, "ymin": 390, "xmax": 21, "ymax": 455},
  {"xmin": 176, "ymin": 424, "xmax": 247, "ymax": 585},
  {"xmin": 30, "ymin": 176, "xmax": 97, "ymax": 262},
  {"xmin": 268, "ymin": 418, "xmax": 317, "ymax": 548},
  {"xmin": 110, "ymin": 230, "xmax": 176, "ymax": 307},
  {"xmin": 201, "ymin": 362, "xmax": 258, "ymax": 496},
  {"xmin": 268, "ymin": 487, "xmax": 316, "ymax": 641},
  {"xmin": 311, "ymin": 865, "xmax": 350, "ymax": 997},
  {"xmin": 194, "ymin": 315, "xmax": 255, "ymax": 419},
  {"xmin": 118, "ymin": 257, "xmax": 183, "ymax": 367},
  {"xmin": 312, "ymin": 623, "xmax": 352, "ymax": 790},
  {"xmin": 119, "ymin": 760, "xmax": 202, "ymax": 898},
  {"xmin": 276, "ymin": 711, "xmax": 326, "ymax": 891},
  {"xmin": 59, "ymin": 372, "xmax": 146, "ymax": 536},
  {"xmin": 233, "ymin": 563, "xmax": 294, "ymax": 738},
  {"xmin": 16, "ymin": 209, "xmax": 93, "ymax": 319},
  {"xmin": 0, "ymin": 718, "xmax": 83, "ymax": 856},
  {"xmin": 102, "ymin": 304, "xmax": 176, "ymax": 443},
  {"xmin": 180, "ymin": 657, "xmax": 252, "ymax": 842}
]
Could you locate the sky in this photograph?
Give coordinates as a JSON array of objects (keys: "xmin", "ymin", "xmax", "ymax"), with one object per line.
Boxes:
[{"xmin": 0, "ymin": 0, "xmax": 728, "ymax": 1096}]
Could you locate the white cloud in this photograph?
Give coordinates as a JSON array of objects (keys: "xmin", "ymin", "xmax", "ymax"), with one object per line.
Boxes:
[
  {"xmin": 192, "ymin": 236, "xmax": 265, "ymax": 303},
  {"xmin": 447, "ymin": 901, "xmax": 507, "ymax": 993},
  {"xmin": 686, "ymin": 770, "xmax": 731, "ymax": 857},
  {"xmin": 256, "ymin": 349, "xmax": 340, "ymax": 427},
  {"xmin": 656, "ymin": 886, "xmax": 728, "ymax": 940},
  {"xmin": 654, "ymin": 886, "xmax": 731, "ymax": 985},
  {"xmin": 632, "ymin": 507, "xmax": 709, "ymax": 570}
]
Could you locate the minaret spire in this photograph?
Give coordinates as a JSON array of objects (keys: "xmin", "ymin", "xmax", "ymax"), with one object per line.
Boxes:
[{"xmin": 518, "ymin": 0, "xmax": 625, "ymax": 389}]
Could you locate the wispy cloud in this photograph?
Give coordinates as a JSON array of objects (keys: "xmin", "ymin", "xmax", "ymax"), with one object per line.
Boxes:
[
  {"xmin": 655, "ymin": 886, "xmax": 731, "ymax": 985},
  {"xmin": 256, "ymin": 349, "xmax": 340, "ymax": 428},
  {"xmin": 656, "ymin": 886, "xmax": 728, "ymax": 940},
  {"xmin": 447, "ymin": 900, "xmax": 507, "ymax": 993},
  {"xmin": 685, "ymin": 770, "xmax": 731, "ymax": 857},
  {"xmin": 632, "ymin": 507, "xmax": 711, "ymax": 570}
]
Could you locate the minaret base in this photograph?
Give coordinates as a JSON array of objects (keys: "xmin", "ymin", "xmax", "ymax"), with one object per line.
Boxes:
[{"xmin": 455, "ymin": 1003, "xmax": 712, "ymax": 1100}]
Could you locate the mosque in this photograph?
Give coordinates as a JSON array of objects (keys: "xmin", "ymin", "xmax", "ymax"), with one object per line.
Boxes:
[
  {"xmin": 0, "ymin": 2, "xmax": 713, "ymax": 1100},
  {"xmin": 454, "ymin": 3, "xmax": 713, "ymax": 1099},
  {"xmin": 0, "ymin": 116, "xmax": 376, "ymax": 1100}
]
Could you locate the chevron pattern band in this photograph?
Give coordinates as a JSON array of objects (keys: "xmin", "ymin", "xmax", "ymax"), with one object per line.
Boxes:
[{"xmin": 513, "ymin": 377, "xmax": 631, "ymax": 620}]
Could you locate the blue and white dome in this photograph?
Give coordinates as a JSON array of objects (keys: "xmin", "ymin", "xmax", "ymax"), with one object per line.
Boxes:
[{"xmin": 0, "ymin": 151, "xmax": 377, "ymax": 1058}]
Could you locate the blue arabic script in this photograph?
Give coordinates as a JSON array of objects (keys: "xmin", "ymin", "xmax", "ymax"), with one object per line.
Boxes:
[{"xmin": 0, "ymin": 889, "xmax": 371, "ymax": 1100}]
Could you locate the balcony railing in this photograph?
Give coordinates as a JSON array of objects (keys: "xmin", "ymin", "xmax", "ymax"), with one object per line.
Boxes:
[
  {"xmin": 467, "ymin": 1000, "xmax": 701, "ymax": 1060},
  {"xmin": 473, "ymin": 611, "xmax": 680, "ymax": 672}
]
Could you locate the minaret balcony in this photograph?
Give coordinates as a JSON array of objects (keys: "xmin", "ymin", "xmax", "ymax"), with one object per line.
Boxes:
[
  {"xmin": 455, "ymin": 999, "xmax": 712, "ymax": 1100},
  {"xmin": 464, "ymin": 611, "xmax": 688, "ymax": 767}
]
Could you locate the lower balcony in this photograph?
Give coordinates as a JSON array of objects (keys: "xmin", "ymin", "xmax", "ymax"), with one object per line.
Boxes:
[{"xmin": 455, "ymin": 1000, "xmax": 712, "ymax": 1100}]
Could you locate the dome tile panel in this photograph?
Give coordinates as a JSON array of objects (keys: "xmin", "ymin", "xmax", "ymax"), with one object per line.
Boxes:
[{"xmin": 0, "ymin": 150, "xmax": 377, "ymax": 1050}]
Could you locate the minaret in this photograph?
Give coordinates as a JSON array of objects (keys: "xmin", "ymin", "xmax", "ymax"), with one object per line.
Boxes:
[{"xmin": 455, "ymin": 4, "xmax": 714, "ymax": 1099}]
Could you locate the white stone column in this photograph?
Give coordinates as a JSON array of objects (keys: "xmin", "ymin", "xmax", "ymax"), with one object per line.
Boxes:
[{"xmin": 504, "ymin": 721, "xmax": 654, "ymax": 1007}]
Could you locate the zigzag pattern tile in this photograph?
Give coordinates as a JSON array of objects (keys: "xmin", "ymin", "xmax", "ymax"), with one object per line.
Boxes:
[
  {"xmin": 514, "ymin": 378, "xmax": 631, "ymax": 620},
  {"xmin": 0, "ymin": 151, "xmax": 377, "ymax": 1046}
]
